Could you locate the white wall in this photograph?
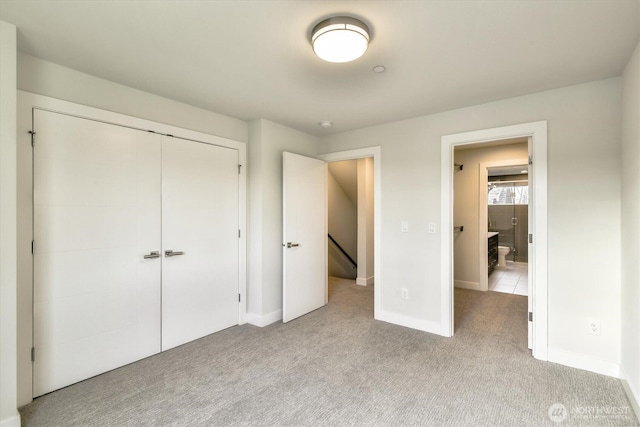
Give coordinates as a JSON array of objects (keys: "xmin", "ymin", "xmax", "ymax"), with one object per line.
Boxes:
[
  {"xmin": 453, "ymin": 143, "xmax": 527, "ymax": 289},
  {"xmin": 0, "ymin": 20, "xmax": 20, "ymax": 427},
  {"xmin": 621, "ymin": 37, "xmax": 640, "ymax": 413},
  {"xmin": 17, "ymin": 53, "xmax": 248, "ymax": 143},
  {"xmin": 318, "ymin": 78, "xmax": 623, "ymax": 375},
  {"xmin": 327, "ymin": 163, "xmax": 357, "ymax": 279},
  {"xmin": 247, "ymin": 119, "xmax": 318, "ymax": 326},
  {"xmin": 357, "ymin": 157, "xmax": 374, "ymax": 285}
]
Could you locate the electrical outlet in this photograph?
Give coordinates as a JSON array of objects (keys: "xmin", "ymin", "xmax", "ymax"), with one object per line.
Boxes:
[
  {"xmin": 401, "ymin": 221, "xmax": 409, "ymax": 232},
  {"xmin": 588, "ymin": 320, "xmax": 601, "ymax": 336},
  {"xmin": 401, "ymin": 288, "xmax": 409, "ymax": 300}
]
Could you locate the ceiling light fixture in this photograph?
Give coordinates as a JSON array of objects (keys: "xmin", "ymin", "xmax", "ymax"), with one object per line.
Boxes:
[
  {"xmin": 311, "ymin": 16, "xmax": 370, "ymax": 63},
  {"xmin": 319, "ymin": 121, "xmax": 333, "ymax": 128}
]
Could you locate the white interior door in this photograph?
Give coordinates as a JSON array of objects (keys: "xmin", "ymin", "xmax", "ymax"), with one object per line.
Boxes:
[
  {"xmin": 161, "ymin": 137, "xmax": 239, "ymax": 350},
  {"xmin": 282, "ymin": 152, "xmax": 327, "ymax": 323},
  {"xmin": 33, "ymin": 110, "xmax": 162, "ymax": 397}
]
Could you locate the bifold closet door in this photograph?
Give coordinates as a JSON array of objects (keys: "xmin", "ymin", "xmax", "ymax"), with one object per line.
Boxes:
[
  {"xmin": 161, "ymin": 137, "xmax": 239, "ymax": 351},
  {"xmin": 33, "ymin": 110, "xmax": 162, "ymax": 397}
]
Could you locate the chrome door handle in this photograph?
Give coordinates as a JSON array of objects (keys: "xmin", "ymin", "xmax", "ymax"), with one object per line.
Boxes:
[
  {"xmin": 286, "ymin": 242, "xmax": 300, "ymax": 248},
  {"xmin": 164, "ymin": 250, "xmax": 185, "ymax": 257},
  {"xmin": 143, "ymin": 251, "xmax": 160, "ymax": 259}
]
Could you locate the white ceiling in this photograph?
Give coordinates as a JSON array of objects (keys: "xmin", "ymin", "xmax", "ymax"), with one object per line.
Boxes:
[{"xmin": 1, "ymin": 1, "xmax": 638, "ymax": 136}]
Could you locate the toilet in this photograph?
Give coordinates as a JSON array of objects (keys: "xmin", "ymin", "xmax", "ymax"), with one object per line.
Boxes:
[{"xmin": 497, "ymin": 246, "xmax": 511, "ymax": 267}]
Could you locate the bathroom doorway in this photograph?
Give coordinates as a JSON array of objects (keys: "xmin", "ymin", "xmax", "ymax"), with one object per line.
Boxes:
[
  {"xmin": 453, "ymin": 140, "xmax": 531, "ymax": 341},
  {"xmin": 487, "ymin": 164, "xmax": 528, "ymax": 296},
  {"xmin": 445, "ymin": 120, "xmax": 549, "ymax": 358}
]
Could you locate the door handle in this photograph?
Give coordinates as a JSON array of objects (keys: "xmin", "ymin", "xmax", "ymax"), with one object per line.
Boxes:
[
  {"xmin": 286, "ymin": 242, "xmax": 300, "ymax": 248},
  {"xmin": 164, "ymin": 250, "xmax": 185, "ymax": 257},
  {"xmin": 143, "ymin": 251, "xmax": 160, "ymax": 259}
]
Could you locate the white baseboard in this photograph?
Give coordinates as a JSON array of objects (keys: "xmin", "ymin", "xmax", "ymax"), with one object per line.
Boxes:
[
  {"xmin": 547, "ymin": 347, "xmax": 620, "ymax": 378},
  {"xmin": 0, "ymin": 413, "xmax": 21, "ymax": 427},
  {"xmin": 375, "ymin": 309, "xmax": 447, "ymax": 337},
  {"xmin": 454, "ymin": 280, "xmax": 480, "ymax": 291},
  {"xmin": 246, "ymin": 310, "xmax": 282, "ymax": 327},
  {"xmin": 356, "ymin": 276, "xmax": 374, "ymax": 286},
  {"xmin": 620, "ymin": 368, "xmax": 640, "ymax": 422}
]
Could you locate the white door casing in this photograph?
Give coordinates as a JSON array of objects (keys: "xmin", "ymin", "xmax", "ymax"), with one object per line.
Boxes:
[
  {"xmin": 161, "ymin": 137, "xmax": 239, "ymax": 350},
  {"xmin": 33, "ymin": 110, "xmax": 162, "ymax": 396},
  {"xmin": 527, "ymin": 139, "xmax": 534, "ymax": 350},
  {"xmin": 441, "ymin": 121, "xmax": 547, "ymax": 361},
  {"xmin": 282, "ymin": 152, "xmax": 327, "ymax": 323}
]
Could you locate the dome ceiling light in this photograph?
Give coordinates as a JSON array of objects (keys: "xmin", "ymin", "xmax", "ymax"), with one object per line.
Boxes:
[{"xmin": 311, "ymin": 16, "xmax": 370, "ymax": 63}]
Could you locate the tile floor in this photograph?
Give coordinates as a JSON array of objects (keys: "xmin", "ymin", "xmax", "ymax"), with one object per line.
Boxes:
[{"xmin": 489, "ymin": 262, "xmax": 528, "ymax": 295}]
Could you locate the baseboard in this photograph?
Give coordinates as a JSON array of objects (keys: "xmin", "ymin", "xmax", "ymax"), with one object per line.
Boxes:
[
  {"xmin": 620, "ymin": 368, "xmax": 640, "ymax": 422},
  {"xmin": 356, "ymin": 276, "xmax": 374, "ymax": 286},
  {"xmin": 375, "ymin": 309, "xmax": 447, "ymax": 337},
  {"xmin": 454, "ymin": 280, "xmax": 480, "ymax": 291},
  {"xmin": 0, "ymin": 413, "xmax": 21, "ymax": 427},
  {"xmin": 547, "ymin": 347, "xmax": 620, "ymax": 378},
  {"xmin": 246, "ymin": 310, "xmax": 282, "ymax": 327}
]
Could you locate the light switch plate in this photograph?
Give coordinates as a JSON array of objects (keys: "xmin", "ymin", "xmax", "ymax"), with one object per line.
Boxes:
[{"xmin": 428, "ymin": 223, "xmax": 436, "ymax": 233}]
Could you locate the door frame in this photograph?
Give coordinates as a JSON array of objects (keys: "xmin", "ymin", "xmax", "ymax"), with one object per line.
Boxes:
[
  {"xmin": 16, "ymin": 91, "xmax": 247, "ymax": 405},
  {"xmin": 318, "ymin": 147, "xmax": 381, "ymax": 320},
  {"xmin": 441, "ymin": 121, "xmax": 548, "ymax": 361}
]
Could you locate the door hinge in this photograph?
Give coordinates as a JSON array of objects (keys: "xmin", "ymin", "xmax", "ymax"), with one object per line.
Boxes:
[
  {"xmin": 528, "ymin": 155, "xmax": 533, "ymax": 165},
  {"xmin": 238, "ymin": 229, "xmax": 241, "ymax": 238},
  {"xmin": 29, "ymin": 130, "xmax": 36, "ymax": 147},
  {"xmin": 528, "ymin": 234, "xmax": 533, "ymax": 244},
  {"xmin": 31, "ymin": 240, "xmax": 35, "ymax": 254},
  {"xmin": 238, "ymin": 293, "xmax": 241, "ymax": 302},
  {"xmin": 31, "ymin": 347, "xmax": 35, "ymax": 362},
  {"xmin": 238, "ymin": 164, "xmax": 242, "ymax": 174},
  {"xmin": 528, "ymin": 312, "xmax": 533, "ymax": 322}
]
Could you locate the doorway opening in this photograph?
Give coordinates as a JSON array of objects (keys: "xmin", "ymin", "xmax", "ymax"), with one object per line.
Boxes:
[
  {"xmin": 319, "ymin": 147, "xmax": 381, "ymax": 319},
  {"xmin": 326, "ymin": 158, "xmax": 374, "ymax": 303},
  {"xmin": 453, "ymin": 140, "xmax": 528, "ymax": 293},
  {"xmin": 452, "ymin": 142, "xmax": 530, "ymax": 351},
  {"xmin": 441, "ymin": 121, "xmax": 548, "ymax": 361},
  {"xmin": 487, "ymin": 164, "xmax": 529, "ymax": 295}
]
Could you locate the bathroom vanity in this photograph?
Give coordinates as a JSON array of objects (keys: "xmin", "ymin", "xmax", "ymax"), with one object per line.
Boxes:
[{"xmin": 488, "ymin": 232, "xmax": 499, "ymax": 274}]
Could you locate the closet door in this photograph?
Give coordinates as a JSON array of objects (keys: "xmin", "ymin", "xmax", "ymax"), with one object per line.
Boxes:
[
  {"xmin": 161, "ymin": 137, "xmax": 239, "ymax": 350},
  {"xmin": 33, "ymin": 110, "xmax": 162, "ymax": 397}
]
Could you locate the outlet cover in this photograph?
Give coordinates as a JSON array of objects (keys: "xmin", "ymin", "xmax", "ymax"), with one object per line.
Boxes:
[
  {"xmin": 401, "ymin": 288, "xmax": 409, "ymax": 300},
  {"xmin": 588, "ymin": 320, "xmax": 601, "ymax": 336}
]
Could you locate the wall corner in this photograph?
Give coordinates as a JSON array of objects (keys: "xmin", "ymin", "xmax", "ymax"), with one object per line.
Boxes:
[{"xmin": 0, "ymin": 19, "xmax": 21, "ymax": 427}]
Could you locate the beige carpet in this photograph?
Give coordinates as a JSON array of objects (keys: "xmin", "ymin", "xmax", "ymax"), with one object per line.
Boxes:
[{"xmin": 19, "ymin": 277, "xmax": 639, "ymax": 426}]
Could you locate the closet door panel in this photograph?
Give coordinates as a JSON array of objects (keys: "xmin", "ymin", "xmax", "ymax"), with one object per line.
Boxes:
[
  {"xmin": 161, "ymin": 137, "xmax": 239, "ymax": 351},
  {"xmin": 33, "ymin": 110, "xmax": 162, "ymax": 397}
]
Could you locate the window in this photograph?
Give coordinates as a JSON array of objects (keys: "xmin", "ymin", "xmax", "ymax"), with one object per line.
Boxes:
[{"xmin": 488, "ymin": 182, "xmax": 528, "ymax": 205}]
